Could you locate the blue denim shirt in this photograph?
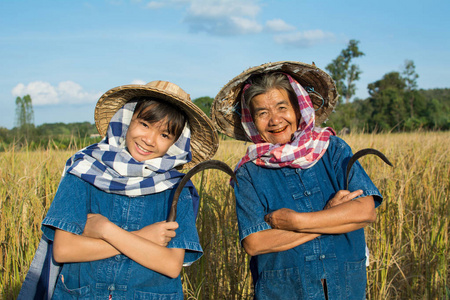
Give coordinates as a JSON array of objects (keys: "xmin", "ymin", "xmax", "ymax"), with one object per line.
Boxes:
[
  {"xmin": 234, "ymin": 136, "xmax": 382, "ymax": 300},
  {"xmin": 41, "ymin": 173, "xmax": 202, "ymax": 300}
]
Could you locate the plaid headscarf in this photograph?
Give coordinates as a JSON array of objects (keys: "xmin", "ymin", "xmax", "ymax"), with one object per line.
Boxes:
[
  {"xmin": 235, "ymin": 74, "xmax": 335, "ymax": 171},
  {"xmin": 64, "ymin": 101, "xmax": 192, "ymax": 197}
]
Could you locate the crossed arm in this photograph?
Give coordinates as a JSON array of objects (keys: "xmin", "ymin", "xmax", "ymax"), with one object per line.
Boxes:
[
  {"xmin": 53, "ymin": 216, "xmax": 184, "ymax": 278},
  {"xmin": 242, "ymin": 190, "xmax": 377, "ymax": 256}
]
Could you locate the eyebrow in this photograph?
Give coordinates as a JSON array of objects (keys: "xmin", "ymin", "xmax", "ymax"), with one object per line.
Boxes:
[{"xmin": 251, "ymin": 100, "xmax": 291, "ymax": 114}]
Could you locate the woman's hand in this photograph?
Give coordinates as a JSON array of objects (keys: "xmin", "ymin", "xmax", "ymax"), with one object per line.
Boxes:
[
  {"xmin": 134, "ymin": 221, "xmax": 179, "ymax": 247},
  {"xmin": 82, "ymin": 213, "xmax": 112, "ymax": 240},
  {"xmin": 323, "ymin": 189, "xmax": 363, "ymax": 210},
  {"xmin": 265, "ymin": 208, "xmax": 299, "ymax": 231},
  {"xmin": 265, "ymin": 190, "xmax": 365, "ymax": 231}
]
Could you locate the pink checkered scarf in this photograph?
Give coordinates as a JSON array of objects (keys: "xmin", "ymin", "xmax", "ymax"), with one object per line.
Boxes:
[{"xmin": 235, "ymin": 74, "xmax": 335, "ymax": 171}]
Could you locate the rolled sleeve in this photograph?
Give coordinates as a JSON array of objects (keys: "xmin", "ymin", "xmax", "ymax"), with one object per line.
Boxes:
[
  {"xmin": 234, "ymin": 165, "xmax": 271, "ymax": 243},
  {"xmin": 167, "ymin": 187, "xmax": 203, "ymax": 265},
  {"xmin": 41, "ymin": 174, "xmax": 89, "ymax": 241}
]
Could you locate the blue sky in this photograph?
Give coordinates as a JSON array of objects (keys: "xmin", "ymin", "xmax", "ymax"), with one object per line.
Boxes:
[{"xmin": 1, "ymin": 0, "xmax": 449, "ymax": 129}]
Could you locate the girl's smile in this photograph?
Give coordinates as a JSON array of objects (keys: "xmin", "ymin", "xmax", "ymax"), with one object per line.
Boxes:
[{"xmin": 126, "ymin": 110, "xmax": 177, "ymax": 161}]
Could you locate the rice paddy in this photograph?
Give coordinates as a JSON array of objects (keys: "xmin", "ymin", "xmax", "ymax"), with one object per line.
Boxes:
[{"xmin": 1, "ymin": 131, "xmax": 449, "ymax": 299}]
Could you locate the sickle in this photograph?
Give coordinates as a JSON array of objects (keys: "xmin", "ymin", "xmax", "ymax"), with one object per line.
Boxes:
[
  {"xmin": 167, "ymin": 160, "xmax": 238, "ymax": 222},
  {"xmin": 345, "ymin": 148, "xmax": 393, "ymax": 190}
]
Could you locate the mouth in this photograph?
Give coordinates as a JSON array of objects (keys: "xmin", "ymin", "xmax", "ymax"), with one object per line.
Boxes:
[
  {"xmin": 269, "ymin": 126, "xmax": 288, "ymax": 134},
  {"xmin": 135, "ymin": 143, "xmax": 152, "ymax": 154}
]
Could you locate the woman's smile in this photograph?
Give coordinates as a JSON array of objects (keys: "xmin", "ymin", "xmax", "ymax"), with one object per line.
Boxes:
[
  {"xmin": 250, "ymin": 88, "xmax": 299, "ymax": 145},
  {"xmin": 269, "ymin": 125, "xmax": 289, "ymax": 134}
]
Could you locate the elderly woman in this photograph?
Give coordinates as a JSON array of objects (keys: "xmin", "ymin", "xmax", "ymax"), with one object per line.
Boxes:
[{"xmin": 212, "ymin": 61, "xmax": 382, "ymax": 299}]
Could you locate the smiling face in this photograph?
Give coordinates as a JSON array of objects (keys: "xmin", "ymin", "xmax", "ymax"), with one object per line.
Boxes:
[
  {"xmin": 126, "ymin": 109, "xmax": 177, "ymax": 162},
  {"xmin": 250, "ymin": 88, "xmax": 300, "ymax": 145}
]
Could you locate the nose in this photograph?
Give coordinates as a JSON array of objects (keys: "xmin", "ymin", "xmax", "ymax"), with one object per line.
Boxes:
[
  {"xmin": 142, "ymin": 131, "xmax": 156, "ymax": 146},
  {"xmin": 268, "ymin": 112, "xmax": 282, "ymax": 126}
]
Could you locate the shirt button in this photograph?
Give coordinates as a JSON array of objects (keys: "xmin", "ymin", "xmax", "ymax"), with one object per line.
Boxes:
[
  {"xmin": 122, "ymin": 225, "xmax": 128, "ymax": 230},
  {"xmin": 108, "ymin": 284, "xmax": 115, "ymax": 291},
  {"xmin": 320, "ymin": 255, "xmax": 326, "ymax": 259},
  {"xmin": 304, "ymin": 191, "xmax": 311, "ymax": 196}
]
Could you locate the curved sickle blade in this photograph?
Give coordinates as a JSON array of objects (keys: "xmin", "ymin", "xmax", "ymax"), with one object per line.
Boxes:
[
  {"xmin": 167, "ymin": 160, "xmax": 237, "ymax": 222},
  {"xmin": 345, "ymin": 148, "xmax": 393, "ymax": 190}
]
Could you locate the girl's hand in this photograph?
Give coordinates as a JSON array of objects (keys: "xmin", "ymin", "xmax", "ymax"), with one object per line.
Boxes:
[
  {"xmin": 324, "ymin": 189, "xmax": 363, "ymax": 210},
  {"xmin": 134, "ymin": 221, "xmax": 179, "ymax": 247},
  {"xmin": 82, "ymin": 213, "xmax": 111, "ymax": 240}
]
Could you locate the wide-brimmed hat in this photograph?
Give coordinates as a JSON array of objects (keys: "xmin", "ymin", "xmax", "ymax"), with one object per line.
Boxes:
[
  {"xmin": 95, "ymin": 80, "xmax": 219, "ymax": 168},
  {"xmin": 211, "ymin": 61, "xmax": 338, "ymax": 141}
]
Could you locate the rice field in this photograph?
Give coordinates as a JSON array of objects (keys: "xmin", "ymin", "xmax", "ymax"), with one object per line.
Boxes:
[{"xmin": 1, "ymin": 131, "xmax": 449, "ymax": 299}]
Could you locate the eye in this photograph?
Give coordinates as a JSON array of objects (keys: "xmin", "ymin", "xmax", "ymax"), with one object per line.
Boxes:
[
  {"xmin": 256, "ymin": 111, "xmax": 268, "ymax": 118},
  {"xmin": 161, "ymin": 131, "xmax": 175, "ymax": 140},
  {"xmin": 139, "ymin": 121, "xmax": 149, "ymax": 128}
]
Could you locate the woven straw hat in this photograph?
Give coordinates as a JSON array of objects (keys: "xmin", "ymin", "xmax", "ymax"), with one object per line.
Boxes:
[
  {"xmin": 211, "ymin": 61, "xmax": 338, "ymax": 142},
  {"xmin": 95, "ymin": 80, "xmax": 219, "ymax": 168}
]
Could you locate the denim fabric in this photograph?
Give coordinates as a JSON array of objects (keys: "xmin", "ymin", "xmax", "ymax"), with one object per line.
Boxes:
[
  {"xmin": 234, "ymin": 136, "xmax": 382, "ymax": 300},
  {"xmin": 41, "ymin": 173, "xmax": 202, "ymax": 300},
  {"xmin": 17, "ymin": 235, "xmax": 62, "ymax": 300}
]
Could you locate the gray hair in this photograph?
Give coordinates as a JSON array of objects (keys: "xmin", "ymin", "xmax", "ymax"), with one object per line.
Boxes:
[{"xmin": 243, "ymin": 73, "xmax": 298, "ymax": 111}]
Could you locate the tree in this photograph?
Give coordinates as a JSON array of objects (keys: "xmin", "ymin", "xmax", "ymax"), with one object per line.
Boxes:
[
  {"xmin": 193, "ymin": 96, "xmax": 214, "ymax": 117},
  {"xmin": 402, "ymin": 60, "xmax": 419, "ymax": 118},
  {"xmin": 368, "ymin": 72, "xmax": 406, "ymax": 96},
  {"xmin": 367, "ymin": 72, "xmax": 407, "ymax": 131},
  {"xmin": 15, "ymin": 94, "xmax": 35, "ymax": 137},
  {"xmin": 326, "ymin": 40, "xmax": 365, "ymax": 104}
]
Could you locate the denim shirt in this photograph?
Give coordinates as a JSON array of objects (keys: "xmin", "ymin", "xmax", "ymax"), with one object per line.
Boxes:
[
  {"xmin": 234, "ymin": 136, "xmax": 382, "ymax": 300},
  {"xmin": 41, "ymin": 173, "xmax": 202, "ymax": 300}
]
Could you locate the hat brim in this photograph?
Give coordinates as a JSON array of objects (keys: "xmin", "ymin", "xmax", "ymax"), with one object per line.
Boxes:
[
  {"xmin": 95, "ymin": 83, "xmax": 219, "ymax": 169},
  {"xmin": 212, "ymin": 61, "xmax": 338, "ymax": 141}
]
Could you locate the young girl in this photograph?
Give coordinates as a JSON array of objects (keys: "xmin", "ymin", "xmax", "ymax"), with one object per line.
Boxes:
[{"xmin": 19, "ymin": 80, "xmax": 218, "ymax": 299}]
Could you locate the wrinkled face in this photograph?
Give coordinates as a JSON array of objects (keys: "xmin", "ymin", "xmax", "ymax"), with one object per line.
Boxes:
[
  {"xmin": 126, "ymin": 109, "xmax": 177, "ymax": 161},
  {"xmin": 250, "ymin": 88, "xmax": 300, "ymax": 145}
]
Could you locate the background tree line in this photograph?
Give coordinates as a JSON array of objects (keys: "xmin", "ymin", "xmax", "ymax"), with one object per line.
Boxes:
[
  {"xmin": 325, "ymin": 40, "xmax": 449, "ymax": 132},
  {"xmin": 0, "ymin": 120, "xmax": 100, "ymax": 151},
  {"xmin": 327, "ymin": 86, "xmax": 450, "ymax": 133},
  {"xmin": 1, "ymin": 40, "xmax": 449, "ymax": 151}
]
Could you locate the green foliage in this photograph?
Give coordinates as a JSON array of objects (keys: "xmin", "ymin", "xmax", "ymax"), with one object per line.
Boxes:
[
  {"xmin": 194, "ymin": 96, "xmax": 214, "ymax": 117},
  {"xmin": 326, "ymin": 40, "xmax": 365, "ymax": 104},
  {"xmin": 327, "ymin": 62, "xmax": 450, "ymax": 133},
  {"xmin": 15, "ymin": 95, "xmax": 35, "ymax": 138},
  {"xmin": 0, "ymin": 122, "xmax": 100, "ymax": 151},
  {"xmin": 35, "ymin": 122, "xmax": 97, "ymax": 137},
  {"xmin": 421, "ymin": 89, "xmax": 450, "ymax": 129}
]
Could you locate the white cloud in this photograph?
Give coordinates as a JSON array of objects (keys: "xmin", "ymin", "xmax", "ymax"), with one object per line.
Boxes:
[
  {"xmin": 147, "ymin": 0, "xmax": 263, "ymax": 35},
  {"xmin": 146, "ymin": 1, "xmax": 166, "ymax": 9},
  {"xmin": 144, "ymin": 0, "xmax": 334, "ymax": 44},
  {"xmin": 146, "ymin": 0, "xmax": 189, "ymax": 9},
  {"xmin": 274, "ymin": 30, "xmax": 335, "ymax": 48},
  {"xmin": 131, "ymin": 79, "xmax": 147, "ymax": 85},
  {"xmin": 187, "ymin": 0, "xmax": 260, "ymax": 19},
  {"xmin": 185, "ymin": 0, "xmax": 262, "ymax": 35},
  {"xmin": 229, "ymin": 16, "xmax": 263, "ymax": 34},
  {"xmin": 11, "ymin": 81, "xmax": 101, "ymax": 106},
  {"xmin": 265, "ymin": 19, "xmax": 296, "ymax": 33}
]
